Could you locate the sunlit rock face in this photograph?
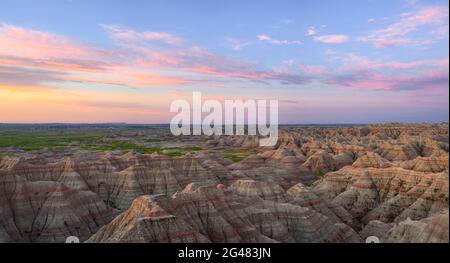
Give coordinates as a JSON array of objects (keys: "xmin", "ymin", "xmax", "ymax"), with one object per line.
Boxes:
[{"xmin": 0, "ymin": 123, "xmax": 448, "ymax": 243}]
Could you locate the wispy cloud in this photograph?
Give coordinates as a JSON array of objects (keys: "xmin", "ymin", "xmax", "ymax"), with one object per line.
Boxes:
[
  {"xmin": 0, "ymin": 23, "xmax": 317, "ymax": 92},
  {"xmin": 0, "ymin": 23, "xmax": 190, "ymax": 89},
  {"xmin": 326, "ymin": 53, "xmax": 449, "ymax": 91},
  {"xmin": 300, "ymin": 64, "xmax": 325, "ymax": 75},
  {"xmin": 100, "ymin": 24, "xmax": 184, "ymax": 46},
  {"xmin": 0, "ymin": 23, "xmax": 112, "ymax": 73},
  {"xmin": 2, "ymin": 22, "xmax": 446, "ymax": 94},
  {"xmin": 257, "ymin": 34, "xmax": 302, "ymax": 45},
  {"xmin": 327, "ymin": 70, "xmax": 449, "ymax": 91},
  {"xmin": 0, "ymin": 23, "xmax": 103, "ymax": 59},
  {"xmin": 0, "ymin": 66, "xmax": 67, "ymax": 91},
  {"xmin": 314, "ymin": 34, "xmax": 349, "ymax": 44},
  {"xmin": 306, "ymin": 26, "xmax": 317, "ymax": 36},
  {"xmin": 225, "ymin": 38, "xmax": 253, "ymax": 51},
  {"xmin": 359, "ymin": 6, "xmax": 449, "ymax": 48},
  {"xmin": 282, "ymin": 59, "xmax": 295, "ymax": 66}
]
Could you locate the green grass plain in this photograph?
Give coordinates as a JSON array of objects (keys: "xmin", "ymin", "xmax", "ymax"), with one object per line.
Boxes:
[{"xmin": 0, "ymin": 129, "xmax": 202, "ymax": 157}]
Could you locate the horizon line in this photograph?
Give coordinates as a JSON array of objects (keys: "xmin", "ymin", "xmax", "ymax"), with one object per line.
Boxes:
[{"xmin": 1, "ymin": 121, "xmax": 448, "ymax": 125}]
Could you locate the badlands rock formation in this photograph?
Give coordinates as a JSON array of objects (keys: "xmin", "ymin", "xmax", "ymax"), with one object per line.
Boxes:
[
  {"xmin": 87, "ymin": 183, "xmax": 361, "ymax": 243},
  {"xmin": 0, "ymin": 123, "xmax": 448, "ymax": 243}
]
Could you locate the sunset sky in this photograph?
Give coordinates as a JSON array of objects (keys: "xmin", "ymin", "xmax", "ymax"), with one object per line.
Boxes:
[{"xmin": 0, "ymin": 0, "xmax": 448, "ymax": 124}]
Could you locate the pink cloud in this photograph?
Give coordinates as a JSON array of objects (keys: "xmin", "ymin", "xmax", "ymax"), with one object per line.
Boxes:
[
  {"xmin": 192, "ymin": 65, "xmax": 272, "ymax": 80},
  {"xmin": 336, "ymin": 53, "xmax": 449, "ymax": 73},
  {"xmin": 134, "ymin": 51, "xmax": 183, "ymax": 68},
  {"xmin": 60, "ymin": 65, "xmax": 191, "ymax": 87},
  {"xmin": 0, "ymin": 23, "xmax": 115, "ymax": 74},
  {"xmin": 133, "ymin": 45, "xmax": 312, "ymax": 84},
  {"xmin": 306, "ymin": 52, "xmax": 450, "ymax": 92},
  {"xmin": 3, "ymin": 22, "xmax": 445, "ymax": 95},
  {"xmin": 372, "ymin": 39, "xmax": 409, "ymax": 48},
  {"xmin": 360, "ymin": 6, "xmax": 449, "ymax": 48},
  {"xmin": 301, "ymin": 65, "xmax": 325, "ymax": 75},
  {"xmin": 0, "ymin": 24, "xmax": 193, "ymax": 88},
  {"xmin": 314, "ymin": 34, "xmax": 349, "ymax": 44},
  {"xmin": 341, "ymin": 76, "xmax": 393, "ymax": 90},
  {"xmin": 0, "ymin": 55, "xmax": 113, "ymax": 73},
  {"xmin": 328, "ymin": 65, "xmax": 448, "ymax": 91},
  {"xmin": 412, "ymin": 7, "xmax": 446, "ymax": 23},
  {"xmin": 372, "ymin": 58, "xmax": 449, "ymax": 70},
  {"xmin": 0, "ymin": 23, "xmax": 104, "ymax": 60},
  {"xmin": 0, "ymin": 23, "xmax": 313, "ymax": 88}
]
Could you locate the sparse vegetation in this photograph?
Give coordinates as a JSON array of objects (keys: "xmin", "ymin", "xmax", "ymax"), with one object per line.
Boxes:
[
  {"xmin": 83, "ymin": 142, "xmax": 202, "ymax": 157},
  {"xmin": 314, "ymin": 171, "xmax": 326, "ymax": 178},
  {"xmin": 0, "ymin": 153, "xmax": 15, "ymax": 157},
  {"xmin": 222, "ymin": 149, "xmax": 253, "ymax": 162},
  {"xmin": 144, "ymin": 137, "xmax": 175, "ymax": 143},
  {"xmin": 163, "ymin": 151, "xmax": 184, "ymax": 157},
  {"xmin": 223, "ymin": 153, "xmax": 245, "ymax": 162}
]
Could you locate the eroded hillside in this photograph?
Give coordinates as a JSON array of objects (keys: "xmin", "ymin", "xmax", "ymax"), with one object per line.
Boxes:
[{"xmin": 0, "ymin": 123, "xmax": 448, "ymax": 243}]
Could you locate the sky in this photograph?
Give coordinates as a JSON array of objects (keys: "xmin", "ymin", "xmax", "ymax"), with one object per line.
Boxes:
[{"xmin": 0, "ymin": 0, "xmax": 448, "ymax": 124}]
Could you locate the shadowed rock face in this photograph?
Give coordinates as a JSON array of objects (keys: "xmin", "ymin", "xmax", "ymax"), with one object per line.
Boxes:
[
  {"xmin": 0, "ymin": 123, "xmax": 448, "ymax": 243},
  {"xmin": 0, "ymin": 171, "xmax": 116, "ymax": 242}
]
